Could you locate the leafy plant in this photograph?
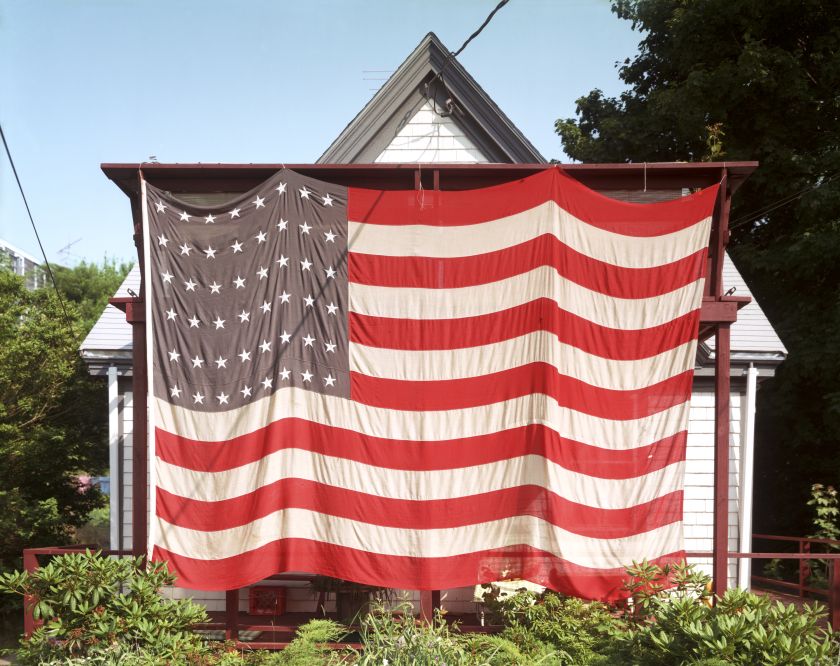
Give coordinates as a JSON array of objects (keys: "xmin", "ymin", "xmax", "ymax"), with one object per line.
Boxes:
[
  {"xmin": 480, "ymin": 588, "xmax": 615, "ymax": 665},
  {"xmin": 0, "ymin": 550, "xmax": 211, "ymax": 664},
  {"xmin": 346, "ymin": 601, "xmax": 529, "ymax": 665},
  {"xmin": 608, "ymin": 562, "xmax": 840, "ymax": 665}
]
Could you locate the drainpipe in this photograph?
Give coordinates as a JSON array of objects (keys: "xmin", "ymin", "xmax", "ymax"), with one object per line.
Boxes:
[
  {"xmin": 738, "ymin": 364, "xmax": 758, "ymax": 589},
  {"xmin": 107, "ymin": 365, "xmax": 120, "ymax": 551}
]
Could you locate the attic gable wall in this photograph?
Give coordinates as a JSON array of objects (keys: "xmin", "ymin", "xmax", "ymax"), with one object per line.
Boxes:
[{"xmin": 375, "ymin": 101, "xmax": 489, "ymax": 164}]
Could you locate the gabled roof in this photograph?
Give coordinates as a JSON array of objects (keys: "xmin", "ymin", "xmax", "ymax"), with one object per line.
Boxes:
[
  {"xmin": 318, "ymin": 32, "xmax": 545, "ymax": 164},
  {"xmin": 79, "ymin": 264, "xmax": 139, "ymax": 374}
]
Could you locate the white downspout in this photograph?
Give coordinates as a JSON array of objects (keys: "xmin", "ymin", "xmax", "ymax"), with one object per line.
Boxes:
[
  {"xmin": 107, "ymin": 365, "xmax": 120, "ymax": 552},
  {"xmin": 738, "ymin": 364, "xmax": 758, "ymax": 589}
]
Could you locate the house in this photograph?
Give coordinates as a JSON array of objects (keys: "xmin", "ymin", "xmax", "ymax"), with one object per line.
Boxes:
[
  {"xmin": 0, "ymin": 238, "xmax": 45, "ymax": 290},
  {"xmin": 81, "ymin": 33, "xmax": 785, "ymax": 616}
]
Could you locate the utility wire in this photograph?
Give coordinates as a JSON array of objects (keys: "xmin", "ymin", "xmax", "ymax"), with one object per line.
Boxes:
[
  {"xmin": 729, "ymin": 171, "xmax": 839, "ymax": 231},
  {"xmin": 426, "ymin": 0, "xmax": 511, "ymax": 95},
  {"xmin": 0, "ymin": 122, "xmax": 73, "ymax": 329}
]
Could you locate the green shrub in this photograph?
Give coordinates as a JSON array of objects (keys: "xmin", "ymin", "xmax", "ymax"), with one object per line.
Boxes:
[
  {"xmin": 0, "ymin": 550, "xmax": 213, "ymax": 664},
  {"xmin": 607, "ymin": 563, "xmax": 840, "ymax": 665}
]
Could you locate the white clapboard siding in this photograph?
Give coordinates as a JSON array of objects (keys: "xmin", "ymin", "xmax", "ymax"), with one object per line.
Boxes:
[{"xmin": 375, "ymin": 102, "xmax": 489, "ymax": 164}]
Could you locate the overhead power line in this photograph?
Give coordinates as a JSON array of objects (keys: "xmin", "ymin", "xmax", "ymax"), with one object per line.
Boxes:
[
  {"xmin": 729, "ymin": 171, "xmax": 839, "ymax": 231},
  {"xmin": 426, "ymin": 0, "xmax": 511, "ymax": 95},
  {"xmin": 0, "ymin": 122, "xmax": 73, "ymax": 329}
]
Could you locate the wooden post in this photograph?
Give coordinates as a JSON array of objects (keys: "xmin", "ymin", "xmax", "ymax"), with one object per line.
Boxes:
[
  {"xmin": 712, "ymin": 170, "xmax": 732, "ymax": 599},
  {"xmin": 713, "ymin": 321, "xmax": 731, "ymax": 598},
  {"xmin": 225, "ymin": 589, "xmax": 240, "ymax": 642},
  {"xmin": 22, "ymin": 549, "xmax": 38, "ymax": 637},
  {"xmin": 799, "ymin": 540, "xmax": 811, "ymax": 598},
  {"xmin": 829, "ymin": 559, "xmax": 840, "ymax": 631},
  {"xmin": 127, "ymin": 299, "xmax": 147, "ymax": 558}
]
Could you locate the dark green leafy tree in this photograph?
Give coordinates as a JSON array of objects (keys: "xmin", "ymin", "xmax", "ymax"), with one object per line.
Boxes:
[
  {"xmin": 556, "ymin": 0, "xmax": 840, "ymax": 535},
  {"xmin": 0, "ymin": 258, "xmax": 128, "ymax": 596}
]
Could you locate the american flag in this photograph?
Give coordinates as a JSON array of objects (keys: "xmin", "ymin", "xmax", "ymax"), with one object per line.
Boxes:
[{"xmin": 146, "ymin": 167, "xmax": 718, "ymax": 600}]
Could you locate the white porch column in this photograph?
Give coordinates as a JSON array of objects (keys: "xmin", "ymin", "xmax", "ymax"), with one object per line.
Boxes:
[{"xmin": 738, "ymin": 364, "xmax": 758, "ymax": 589}]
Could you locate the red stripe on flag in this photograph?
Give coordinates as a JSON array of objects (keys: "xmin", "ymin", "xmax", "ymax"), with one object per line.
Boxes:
[
  {"xmin": 156, "ymin": 423, "xmax": 686, "ymax": 478},
  {"xmin": 349, "ymin": 167, "xmax": 719, "ymax": 236},
  {"xmin": 350, "ymin": 366, "xmax": 694, "ymax": 418},
  {"xmin": 350, "ymin": 302, "xmax": 701, "ymax": 359},
  {"xmin": 350, "ymin": 239, "xmax": 708, "ymax": 297},
  {"xmin": 157, "ymin": 481, "xmax": 683, "ymax": 537},
  {"xmin": 153, "ymin": 540, "xmax": 685, "ymax": 600}
]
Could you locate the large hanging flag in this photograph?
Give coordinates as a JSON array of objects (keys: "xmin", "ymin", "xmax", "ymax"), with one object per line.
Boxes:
[{"xmin": 145, "ymin": 167, "xmax": 718, "ymax": 601}]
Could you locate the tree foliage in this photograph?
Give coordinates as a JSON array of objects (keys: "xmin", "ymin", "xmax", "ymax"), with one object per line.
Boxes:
[
  {"xmin": 0, "ymin": 258, "xmax": 128, "ymax": 586},
  {"xmin": 556, "ymin": 0, "xmax": 840, "ymax": 534}
]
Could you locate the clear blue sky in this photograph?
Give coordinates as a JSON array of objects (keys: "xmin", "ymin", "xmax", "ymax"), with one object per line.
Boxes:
[{"xmin": 0, "ymin": 0, "xmax": 641, "ymax": 266}]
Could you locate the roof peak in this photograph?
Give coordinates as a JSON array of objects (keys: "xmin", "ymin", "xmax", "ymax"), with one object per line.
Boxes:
[{"xmin": 318, "ymin": 32, "xmax": 545, "ymax": 164}]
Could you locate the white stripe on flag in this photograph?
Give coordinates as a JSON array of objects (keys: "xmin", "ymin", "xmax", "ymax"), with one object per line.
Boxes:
[
  {"xmin": 154, "ymin": 392, "xmax": 691, "ymax": 449},
  {"xmin": 155, "ymin": 509, "xmax": 684, "ymax": 568},
  {"xmin": 349, "ymin": 201, "xmax": 711, "ymax": 269},
  {"xmin": 156, "ymin": 450, "xmax": 685, "ymax": 508},
  {"xmin": 350, "ymin": 336, "xmax": 698, "ymax": 390},
  {"xmin": 349, "ymin": 269, "xmax": 706, "ymax": 329}
]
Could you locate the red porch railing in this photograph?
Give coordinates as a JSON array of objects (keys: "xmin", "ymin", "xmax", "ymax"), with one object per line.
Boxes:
[
  {"xmin": 749, "ymin": 534, "xmax": 840, "ymax": 609},
  {"xmin": 22, "ymin": 538, "xmax": 840, "ymax": 647}
]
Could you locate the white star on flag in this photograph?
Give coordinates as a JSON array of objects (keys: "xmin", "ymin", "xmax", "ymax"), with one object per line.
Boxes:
[
  {"xmin": 277, "ymin": 219, "xmax": 288, "ymax": 231},
  {"xmin": 205, "ymin": 214, "xmax": 216, "ymax": 224},
  {"xmin": 161, "ymin": 271, "xmax": 174, "ymax": 284},
  {"xmin": 241, "ymin": 385, "xmax": 252, "ymax": 398},
  {"xmin": 179, "ymin": 211, "xmax": 190, "ymax": 222},
  {"xmin": 324, "ymin": 230, "xmax": 336, "ymax": 243},
  {"xmin": 238, "ymin": 349, "xmax": 251, "ymax": 362},
  {"xmin": 255, "ymin": 230, "xmax": 267, "ymax": 243},
  {"xmin": 325, "ymin": 341, "xmax": 337, "ymax": 353},
  {"xmin": 217, "ymin": 393, "xmax": 229, "ymax": 404},
  {"xmin": 191, "ymin": 356, "xmax": 204, "ymax": 368},
  {"xmin": 253, "ymin": 196, "xmax": 265, "ymax": 208},
  {"xmin": 322, "ymin": 193, "xmax": 334, "ymax": 206},
  {"xmin": 324, "ymin": 374, "xmax": 336, "ymax": 387},
  {"xmin": 276, "ymin": 182, "xmax": 287, "ymax": 195},
  {"xmin": 262, "ymin": 377, "xmax": 273, "ymax": 390},
  {"xmin": 166, "ymin": 309, "xmax": 177, "ymax": 321},
  {"xmin": 304, "ymin": 294, "xmax": 314, "ymax": 307},
  {"xmin": 299, "ymin": 186, "xmax": 311, "ymax": 199},
  {"xmin": 279, "ymin": 291, "xmax": 291, "ymax": 304},
  {"xmin": 215, "ymin": 356, "xmax": 228, "ymax": 369},
  {"xmin": 233, "ymin": 276, "xmax": 246, "ymax": 289},
  {"xmin": 301, "ymin": 370, "xmax": 313, "ymax": 383},
  {"xmin": 179, "ymin": 243, "xmax": 191, "ymax": 256},
  {"xmin": 326, "ymin": 302, "xmax": 338, "ymax": 315},
  {"xmin": 158, "ymin": 234, "xmax": 169, "ymax": 246},
  {"xmin": 204, "ymin": 247, "xmax": 217, "ymax": 259},
  {"xmin": 230, "ymin": 208, "xmax": 241, "ymax": 218},
  {"xmin": 192, "ymin": 392, "xmax": 204, "ymax": 404},
  {"xmin": 259, "ymin": 339, "xmax": 272, "ymax": 353},
  {"xmin": 184, "ymin": 279, "xmax": 197, "ymax": 292},
  {"xmin": 170, "ymin": 386, "xmax": 182, "ymax": 398},
  {"xmin": 188, "ymin": 315, "xmax": 200, "ymax": 328},
  {"xmin": 168, "ymin": 349, "xmax": 180, "ymax": 363},
  {"xmin": 276, "ymin": 255, "xmax": 289, "ymax": 267},
  {"xmin": 299, "ymin": 221, "xmax": 311, "ymax": 235},
  {"xmin": 280, "ymin": 331, "xmax": 291, "ymax": 344},
  {"xmin": 238, "ymin": 310, "xmax": 250, "ymax": 323},
  {"xmin": 231, "ymin": 241, "xmax": 244, "ymax": 253},
  {"xmin": 303, "ymin": 334, "xmax": 315, "ymax": 348},
  {"xmin": 257, "ymin": 266, "xmax": 269, "ymax": 280},
  {"xmin": 260, "ymin": 301, "xmax": 271, "ymax": 314},
  {"xmin": 280, "ymin": 367, "xmax": 291, "ymax": 380},
  {"xmin": 155, "ymin": 201, "xmax": 167, "ymax": 213},
  {"xmin": 213, "ymin": 316, "xmax": 225, "ymax": 330},
  {"xmin": 209, "ymin": 282, "xmax": 222, "ymax": 294},
  {"xmin": 300, "ymin": 258, "xmax": 312, "ymax": 271},
  {"xmin": 325, "ymin": 266, "xmax": 336, "ymax": 279}
]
